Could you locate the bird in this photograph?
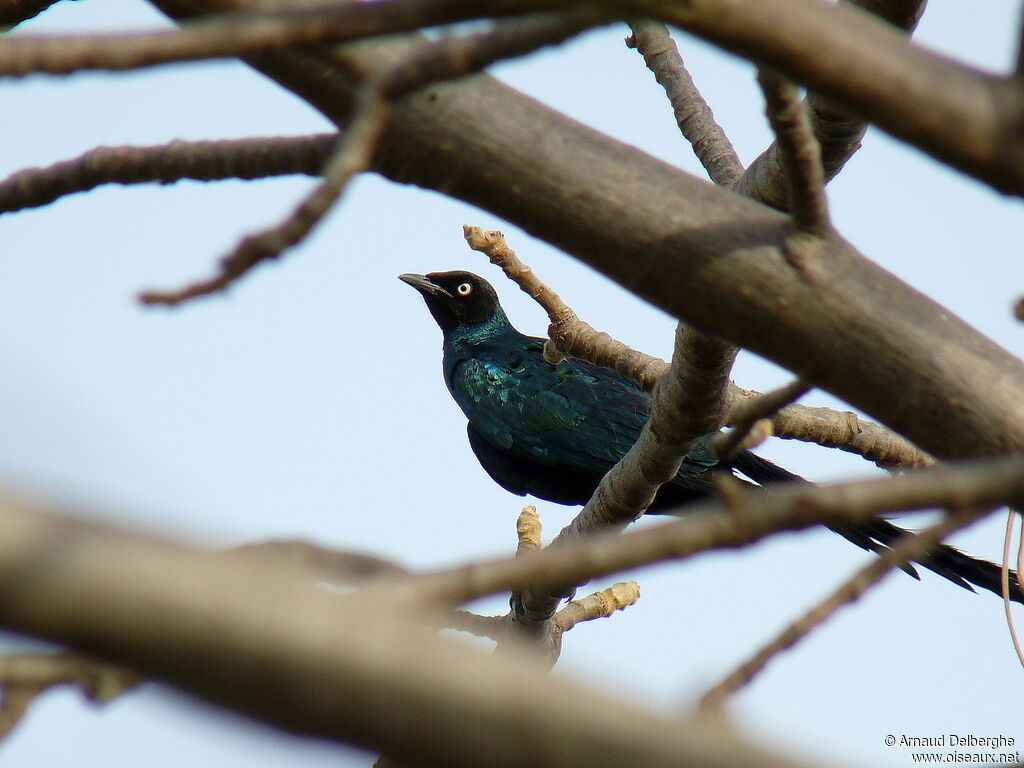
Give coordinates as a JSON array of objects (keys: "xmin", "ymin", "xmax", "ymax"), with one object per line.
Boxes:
[{"xmin": 400, "ymin": 269, "xmax": 1023, "ymax": 604}]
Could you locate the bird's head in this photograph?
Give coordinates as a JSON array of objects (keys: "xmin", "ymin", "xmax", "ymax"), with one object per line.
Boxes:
[{"xmin": 399, "ymin": 270, "xmax": 502, "ymax": 331}]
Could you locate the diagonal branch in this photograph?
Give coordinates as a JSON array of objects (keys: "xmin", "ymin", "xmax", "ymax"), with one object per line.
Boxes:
[
  {"xmin": 139, "ymin": 87, "xmax": 389, "ymax": 305},
  {"xmin": 734, "ymin": 0, "xmax": 929, "ymax": 208},
  {"xmin": 0, "ymin": 0, "xmax": 66, "ymax": 28},
  {"xmin": 699, "ymin": 505, "xmax": 987, "ymax": 708},
  {"xmin": 0, "ymin": 134, "xmax": 336, "ymax": 215},
  {"xmin": 139, "ymin": 9, "xmax": 608, "ymax": 305},
  {"xmin": 411, "ymin": 455, "xmax": 1024, "ymax": 607},
  {"xmin": 756, "ymin": 69, "xmax": 830, "ymax": 235},
  {"xmin": 627, "ymin": 19, "xmax": 743, "ymax": 186},
  {"xmin": 713, "ymin": 379, "xmax": 811, "ymax": 459}
]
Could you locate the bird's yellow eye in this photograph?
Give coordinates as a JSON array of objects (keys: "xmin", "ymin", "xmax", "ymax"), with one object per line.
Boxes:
[{"xmin": 457, "ymin": 282, "xmax": 473, "ymax": 296}]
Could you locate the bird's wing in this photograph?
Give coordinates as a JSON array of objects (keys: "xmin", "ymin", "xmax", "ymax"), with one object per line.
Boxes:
[{"xmin": 450, "ymin": 345, "xmax": 718, "ymax": 478}]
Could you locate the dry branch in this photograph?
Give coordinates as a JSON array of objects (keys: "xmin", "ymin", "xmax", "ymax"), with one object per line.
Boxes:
[
  {"xmin": 0, "ymin": 498, "xmax": 809, "ymax": 768},
  {"xmin": 0, "ymin": 134, "xmax": 335, "ymax": 215},
  {"xmin": 756, "ymin": 69, "xmax": 830, "ymax": 235},
  {"xmin": 627, "ymin": 19, "xmax": 743, "ymax": 186},
  {"xmin": 0, "ymin": 652, "xmax": 139, "ymax": 739},
  {"xmin": 734, "ymin": 0, "xmax": 928, "ymax": 208},
  {"xmin": 139, "ymin": 10, "xmax": 607, "ymax": 304},
  {"xmin": 713, "ymin": 379, "xmax": 811, "ymax": 459},
  {"xmin": 411, "ymin": 455, "xmax": 1024, "ymax": 606},
  {"xmin": 0, "ymin": 0, "xmax": 65, "ymax": 28},
  {"xmin": 700, "ymin": 506, "xmax": 988, "ymax": 708}
]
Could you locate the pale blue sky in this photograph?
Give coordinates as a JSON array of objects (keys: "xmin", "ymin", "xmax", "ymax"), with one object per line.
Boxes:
[{"xmin": 2, "ymin": 2, "xmax": 1023, "ymax": 766}]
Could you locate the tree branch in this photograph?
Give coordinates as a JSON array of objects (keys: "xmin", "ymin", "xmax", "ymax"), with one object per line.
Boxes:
[
  {"xmin": 0, "ymin": 497, "xmax": 812, "ymax": 768},
  {"xmin": 465, "ymin": 227, "xmax": 931, "ymax": 470},
  {"xmin": 734, "ymin": 0, "xmax": 928, "ymax": 208},
  {"xmin": 412, "ymin": 455, "xmax": 1024, "ymax": 606},
  {"xmin": 0, "ymin": 134, "xmax": 336, "ymax": 215},
  {"xmin": 713, "ymin": 379, "xmax": 811, "ymax": 459},
  {"xmin": 139, "ymin": 9, "xmax": 609, "ymax": 305},
  {"xmin": 699, "ymin": 505, "xmax": 987, "ymax": 708},
  {"xmin": 0, "ymin": 652, "xmax": 140, "ymax": 739},
  {"xmin": 756, "ymin": 69, "xmax": 830, "ymax": 235},
  {"xmin": 626, "ymin": 19, "xmax": 743, "ymax": 186}
]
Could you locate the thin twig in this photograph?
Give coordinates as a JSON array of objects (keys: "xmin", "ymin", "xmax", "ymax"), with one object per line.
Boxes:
[
  {"xmin": 463, "ymin": 226, "xmax": 932, "ymax": 470},
  {"xmin": 700, "ymin": 506, "xmax": 987, "ymax": 708},
  {"xmin": 0, "ymin": 0, "xmax": 585, "ymax": 77},
  {"xmin": 554, "ymin": 581, "xmax": 641, "ymax": 633},
  {"xmin": 139, "ymin": 11, "xmax": 606, "ymax": 305},
  {"xmin": 713, "ymin": 379, "xmax": 810, "ymax": 459},
  {"xmin": 0, "ymin": 134, "xmax": 336, "ymax": 215},
  {"xmin": 1002, "ymin": 510, "xmax": 1024, "ymax": 669},
  {"xmin": 756, "ymin": 69, "xmax": 830, "ymax": 236},
  {"xmin": 626, "ymin": 19, "xmax": 742, "ymax": 186},
  {"xmin": 139, "ymin": 89, "xmax": 389, "ymax": 306}
]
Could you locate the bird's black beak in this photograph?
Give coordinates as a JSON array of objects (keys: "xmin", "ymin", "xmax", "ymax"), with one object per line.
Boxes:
[{"xmin": 398, "ymin": 273, "xmax": 453, "ymax": 298}]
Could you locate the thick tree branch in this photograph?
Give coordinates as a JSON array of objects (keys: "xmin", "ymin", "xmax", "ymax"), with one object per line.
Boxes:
[
  {"xmin": 0, "ymin": 499, "xmax": 805, "ymax": 768},
  {"xmin": 0, "ymin": 134, "xmax": 336, "ymax": 215},
  {"xmin": 626, "ymin": 19, "xmax": 743, "ymax": 186}
]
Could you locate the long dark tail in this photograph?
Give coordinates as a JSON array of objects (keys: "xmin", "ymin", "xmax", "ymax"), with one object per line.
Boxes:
[{"xmin": 730, "ymin": 451, "xmax": 1024, "ymax": 605}]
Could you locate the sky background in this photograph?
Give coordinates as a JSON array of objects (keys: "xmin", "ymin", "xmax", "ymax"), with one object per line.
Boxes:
[{"xmin": 2, "ymin": 1, "xmax": 1023, "ymax": 766}]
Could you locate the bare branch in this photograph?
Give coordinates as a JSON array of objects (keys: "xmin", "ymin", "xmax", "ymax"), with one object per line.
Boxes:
[
  {"xmin": 513, "ymin": 322, "xmax": 736, "ymax": 627},
  {"xmin": 0, "ymin": 0, "xmax": 593, "ymax": 77},
  {"xmin": 713, "ymin": 379, "xmax": 811, "ymax": 459},
  {"xmin": 0, "ymin": 652, "xmax": 140, "ymax": 739},
  {"xmin": 0, "ymin": 134, "xmax": 335, "ymax": 215},
  {"xmin": 516, "ymin": 506, "xmax": 542, "ymax": 556},
  {"xmin": 626, "ymin": 19, "xmax": 743, "ymax": 186},
  {"xmin": 139, "ymin": 88, "xmax": 389, "ymax": 306},
  {"xmin": 733, "ymin": 0, "xmax": 928, "ymax": 208},
  {"xmin": 756, "ymin": 69, "xmax": 830, "ymax": 235},
  {"xmin": 139, "ymin": 12, "xmax": 606, "ymax": 305},
  {"xmin": 554, "ymin": 581, "xmax": 641, "ymax": 633},
  {"xmin": 0, "ymin": 498, "xmax": 814, "ymax": 768},
  {"xmin": 412, "ymin": 455, "xmax": 1024, "ymax": 606},
  {"xmin": 700, "ymin": 505, "xmax": 986, "ymax": 708}
]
